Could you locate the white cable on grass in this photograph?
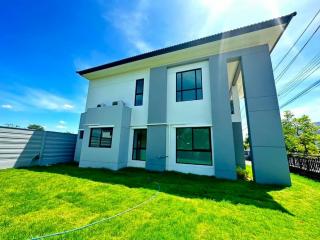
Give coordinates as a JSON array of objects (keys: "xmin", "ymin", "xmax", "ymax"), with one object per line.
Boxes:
[{"xmin": 31, "ymin": 182, "xmax": 160, "ymax": 240}]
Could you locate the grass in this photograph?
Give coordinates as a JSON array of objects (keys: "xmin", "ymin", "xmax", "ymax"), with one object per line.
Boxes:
[{"xmin": 0, "ymin": 164, "xmax": 319, "ymax": 240}]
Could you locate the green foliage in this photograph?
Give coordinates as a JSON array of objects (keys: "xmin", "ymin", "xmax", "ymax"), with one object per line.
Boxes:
[
  {"xmin": 1, "ymin": 164, "xmax": 320, "ymax": 239},
  {"xmin": 236, "ymin": 166, "xmax": 249, "ymax": 180},
  {"xmin": 27, "ymin": 124, "xmax": 44, "ymax": 131},
  {"xmin": 282, "ymin": 111, "xmax": 320, "ymax": 155},
  {"xmin": 243, "ymin": 136, "xmax": 250, "ymax": 150}
]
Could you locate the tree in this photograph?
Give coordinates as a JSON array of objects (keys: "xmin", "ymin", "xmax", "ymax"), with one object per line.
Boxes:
[
  {"xmin": 282, "ymin": 111, "xmax": 300, "ymax": 153},
  {"xmin": 243, "ymin": 136, "xmax": 250, "ymax": 150},
  {"xmin": 4, "ymin": 123, "xmax": 20, "ymax": 128},
  {"xmin": 296, "ymin": 115, "xmax": 320, "ymax": 154},
  {"xmin": 282, "ymin": 111, "xmax": 320, "ymax": 155},
  {"xmin": 27, "ymin": 124, "xmax": 44, "ymax": 131}
]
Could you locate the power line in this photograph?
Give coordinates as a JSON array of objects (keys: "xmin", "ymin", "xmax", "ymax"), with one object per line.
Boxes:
[
  {"xmin": 278, "ymin": 50, "xmax": 320, "ymax": 94},
  {"xmin": 273, "ymin": 9, "xmax": 320, "ymax": 72},
  {"xmin": 277, "ymin": 51, "xmax": 320, "ymax": 96},
  {"xmin": 275, "ymin": 23, "xmax": 320, "ymax": 83},
  {"xmin": 280, "ymin": 79, "xmax": 320, "ymax": 108},
  {"xmin": 279, "ymin": 64, "xmax": 320, "ymax": 98}
]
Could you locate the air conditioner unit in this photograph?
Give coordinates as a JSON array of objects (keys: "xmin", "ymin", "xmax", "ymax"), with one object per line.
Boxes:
[
  {"xmin": 112, "ymin": 100, "xmax": 125, "ymax": 106},
  {"xmin": 96, "ymin": 103, "xmax": 106, "ymax": 108}
]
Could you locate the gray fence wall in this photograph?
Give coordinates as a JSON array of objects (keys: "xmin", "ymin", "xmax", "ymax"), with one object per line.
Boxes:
[{"xmin": 0, "ymin": 127, "xmax": 77, "ymax": 169}]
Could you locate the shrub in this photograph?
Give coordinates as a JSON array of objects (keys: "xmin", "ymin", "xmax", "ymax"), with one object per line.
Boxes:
[{"xmin": 236, "ymin": 167, "xmax": 249, "ymax": 180}]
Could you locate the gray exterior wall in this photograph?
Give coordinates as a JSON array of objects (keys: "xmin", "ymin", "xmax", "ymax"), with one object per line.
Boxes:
[
  {"xmin": 241, "ymin": 45, "xmax": 291, "ymax": 185},
  {"xmin": 147, "ymin": 67, "xmax": 167, "ymax": 123},
  {"xmin": 74, "ymin": 113, "xmax": 86, "ymax": 162},
  {"xmin": 146, "ymin": 66, "xmax": 168, "ymax": 171},
  {"xmin": 232, "ymin": 122, "xmax": 245, "ymax": 168},
  {"xmin": 209, "ymin": 44, "xmax": 290, "ymax": 185},
  {"xmin": 146, "ymin": 125, "xmax": 167, "ymax": 171},
  {"xmin": 0, "ymin": 127, "xmax": 76, "ymax": 169},
  {"xmin": 78, "ymin": 104, "xmax": 131, "ymax": 170},
  {"xmin": 209, "ymin": 56, "xmax": 237, "ymax": 180}
]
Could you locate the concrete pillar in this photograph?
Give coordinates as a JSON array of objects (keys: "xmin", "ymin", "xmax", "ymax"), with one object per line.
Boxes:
[
  {"xmin": 231, "ymin": 86, "xmax": 245, "ymax": 168},
  {"xmin": 74, "ymin": 113, "xmax": 86, "ymax": 162},
  {"xmin": 209, "ymin": 55, "xmax": 237, "ymax": 180},
  {"xmin": 241, "ymin": 45, "xmax": 291, "ymax": 186},
  {"xmin": 146, "ymin": 66, "xmax": 167, "ymax": 171}
]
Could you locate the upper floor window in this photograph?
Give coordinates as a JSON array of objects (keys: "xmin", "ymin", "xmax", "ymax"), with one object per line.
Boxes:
[
  {"xmin": 134, "ymin": 79, "xmax": 144, "ymax": 106},
  {"xmin": 176, "ymin": 68, "xmax": 203, "ymax": 102},
  {"xmin": 89, "ymin": 127, "xmax": 113, "ymax": 148}
]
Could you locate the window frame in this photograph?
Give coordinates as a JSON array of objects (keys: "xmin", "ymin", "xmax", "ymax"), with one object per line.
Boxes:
[
  {"xmin": 79, "ymin": 130, "xmax": 84, "ymax": 139},
  {"xmin": 134, "ymin": 79, "xmax": 144, "ymax": 106},
  {"xmin": 176, "ymin": 68, "xmax": 203, "ymax": 102},
  {"xmin": 88, "ymin": 127, "xmax": 113, "ymax": 148},
  {"xmin": 230, "ymin": 99, "xmax": 235, "ymax": 114},
  {"xmin": 132, "ymin": 128, "xmax": 147, "ymax": 161},
  {"xmin": 175, "ymin": 127, "xmax": 212, "ymax": 166}
]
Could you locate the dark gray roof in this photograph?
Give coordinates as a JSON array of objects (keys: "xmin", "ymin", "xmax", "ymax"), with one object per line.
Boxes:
[{"xmin": 78, "ymin": 12, "xmax": 296, "ymax": 75}]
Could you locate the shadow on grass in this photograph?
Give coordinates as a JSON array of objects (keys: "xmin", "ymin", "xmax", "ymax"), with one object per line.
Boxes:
[{"xmin": 25, "ymin": 163, "xmax": 293, "ymax": 215}]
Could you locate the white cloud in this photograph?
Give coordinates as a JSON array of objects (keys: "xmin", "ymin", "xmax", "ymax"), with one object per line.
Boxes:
[
  {"xmin": 1, "ymin": 104, "xmax": 13, "ymax": 109},
  {"xmin": 281, "ymin": 96, "xmax": 320, "ymax": 122},
  {"xmin": 195, "ymin": 0, "xmax": 233, "ymax": 38},
  {"xmin": 55, "ymin": 120, "xmax": 68, "ymax": 130},
  {"xmin": 63, "ymin": 104, "xmax": 74, "ymax": 110},
  {"xmin": 0, "ymin": 87, "xmax": 80, "ymax": 113},
  {"xmin": 26, "ymin": 88, "xmax": 75, "ymax": 112},
  {"xmin": 103, "ymin": 0, "xmax": 153, "ymax": 54},
  {"xmin": 56, "ymin": 124, "xmax": 67, "ymax": 129}
]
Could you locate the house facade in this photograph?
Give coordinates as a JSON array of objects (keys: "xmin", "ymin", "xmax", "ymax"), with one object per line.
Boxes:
[{"xmin": 75, "ymin": 13, "xmax": 297, "ymax": 186}]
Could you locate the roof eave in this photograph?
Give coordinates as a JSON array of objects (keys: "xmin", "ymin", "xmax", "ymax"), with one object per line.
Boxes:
[{"xmin": 77, "ymin": 12, "xmax": 296, "ymax": 76}]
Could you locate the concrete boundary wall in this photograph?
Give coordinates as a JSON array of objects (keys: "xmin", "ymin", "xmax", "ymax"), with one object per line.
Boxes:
[{"xmin": 0, "ymin": 127, "xmax": 77, "ymax": 169}]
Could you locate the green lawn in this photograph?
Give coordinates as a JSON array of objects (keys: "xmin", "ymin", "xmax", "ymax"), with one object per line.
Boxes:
[{"xmin": 0, "ymin": 164, "xmax": 319, "ymax": 240}]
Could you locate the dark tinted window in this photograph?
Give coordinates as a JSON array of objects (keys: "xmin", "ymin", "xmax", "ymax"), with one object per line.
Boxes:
[
  {"xmin": 79, "ymin": 130, "xmax": 84, "ymax": 139},
  {"xmin": 230, "ymin": 100, "xmax": 235, "ymax": 114},
  {"xmin": 134, "ymin": 79, "xmax": 144, "ymax": 106},
  {"xmin": 89, "ymin": 128, "xmax": 113, "ymax": 148},
  {"xmin": 176, "ymin": 127, "xmax": 212, "ymax": 165},
  {"xmin": 176, "ymin": 68, "xmax": 203, "ymax": 102},
  {"xmin": 132, "ymin": 129, "xmax": 147, "ymax": 161}
]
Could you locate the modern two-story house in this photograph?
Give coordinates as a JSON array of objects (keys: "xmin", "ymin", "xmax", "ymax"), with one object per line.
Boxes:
[{"xmin": 74, "ymin": 12, "xmax": 297, "ymax": 186}]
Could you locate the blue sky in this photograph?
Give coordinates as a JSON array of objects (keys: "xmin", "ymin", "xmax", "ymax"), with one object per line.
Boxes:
[{"xmin": 0, "ymin": 0, "xmax": 319, "ymax": 133}]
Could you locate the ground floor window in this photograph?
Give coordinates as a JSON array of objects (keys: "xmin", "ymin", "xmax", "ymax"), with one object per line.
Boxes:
[
  {"xmin": 132, "ymin": 129, "xmax": 147, "ymax": 161},
  {"xmin": 89, "ymin": 128, "xmax": 113, "ymax": 148},
  {"xmin": 176, "ymin": 127, "xmax": 212, "ymax": 165},
  {"xmin": 79, "ymin": 130, "xmax": 84, "ymax": 139}
]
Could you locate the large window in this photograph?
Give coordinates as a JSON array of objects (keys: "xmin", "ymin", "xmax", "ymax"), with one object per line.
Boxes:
[
  {"xmin": 89, "ymin": 128, "xmax": 113, "ymax": 148},
  {"xmin": 176, "ymin": 68, "xmax": 203, "ymax": 102},
  {"xmin": 132, "ymin": 129, "xmax": 147, "ymax": 161},
  {"xmin": 134, "ymin": 79, "xmax": 144, "ymax": 106},
  {"xmin": 176, "ymin": 127, "xmax": 212, "ymax": 165}
]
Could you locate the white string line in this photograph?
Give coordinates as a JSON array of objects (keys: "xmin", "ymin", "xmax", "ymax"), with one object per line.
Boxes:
[{"xmin": 31, "ymin": 182, "xmax": 160, "ymax": 240}]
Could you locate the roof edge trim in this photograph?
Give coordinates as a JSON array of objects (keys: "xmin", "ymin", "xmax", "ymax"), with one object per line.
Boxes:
[{"xmin": 77, "ymin": 12, "xmax": 296, "ymax": 75}]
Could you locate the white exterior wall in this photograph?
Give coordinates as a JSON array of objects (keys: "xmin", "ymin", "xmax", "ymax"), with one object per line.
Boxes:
[
  {"xmin": 85, "ymin": 61, "xmax": 215, "ymax": 175},
  {"xmin": 85, "ymin": 69, "xmax": 149, "ymax": 168},
  {"xmin": 86, "ymin": 69, "xmax": 150, "ymax": 127},
  {"xmin": 166, "ymin": 61, "xmax": 214, "ymax": 176}
]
